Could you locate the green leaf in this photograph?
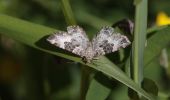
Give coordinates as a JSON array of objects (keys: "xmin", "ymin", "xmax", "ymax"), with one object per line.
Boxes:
[
  {"xmin": 128, "ymin": 88, "xmax": 140, "ymax": 100},
  {"xmin": 132, "ymin": 0, "xmax": 147, "ymax": 84},
  {"xmin": 61, "ymin": 0, "xmax": 76, "ymax": 25},
  {"xmin": 0, "ymin": 14, "xmax": 155, "ymax": 100},
  {"xmin": 147, "ymin": 25, "xmax": 168, "ymax": 34},
  {"xmin": 144, "ymin": 26, "xmax": 170, "ymax": 66},
  {"xmin": 0, "ymin": 14, "xmax": 80, "ymax": 62},
  {"xmin": 89, "ymin": 57, "xmax": 155, "ymax": 100},
  {"xmin": 142, "ymin": 78, "xmax": 158, "ymax": 96},
  {"xmin": 86, "ymin": 73, "xmax": 111, "ymax": 100}
]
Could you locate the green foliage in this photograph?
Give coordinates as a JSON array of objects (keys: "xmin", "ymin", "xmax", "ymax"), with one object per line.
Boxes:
[
  {"xmin": 86, "ymin": 73, "xmax": 111, "ymax": 100},
  {"xmin": 1, "ymin": 0, "xmax": 170, "ymax": 100},
  {"xmin": 145, "ymin": 25, "xmax": 170, "ymax": 66},
  {"xmin": 0, "ymin": 14, "xmax": 154, "ymax": 100},
  {"xmin": 132, "ymin": 0, "xmax": 147, "ymax": 84},
  {"xmin": 142, "ymin": 78, "xmax": 158, "ymax": 96}
]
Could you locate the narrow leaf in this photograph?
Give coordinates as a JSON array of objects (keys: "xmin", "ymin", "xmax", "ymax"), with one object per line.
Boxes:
[
  {"xmin": 61, "ymin": 0, "xmax": 76, "ymax": 25},
  {"xmin": 86, "ymin": 73, "xmax": 111, "ymax": 100},
  {"xmin": 132, "ymin": 0, "xmax": 147, "ymax": 84},
  {"xmin": 0, "ymin": 14, "xmax": 155, "ymax": 100}
]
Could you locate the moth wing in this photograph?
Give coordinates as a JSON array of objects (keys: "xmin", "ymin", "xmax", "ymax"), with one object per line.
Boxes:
[
  {"xmin": 47, "ymin": 25, "xmax": 90, "ymax": 57},
  {"xmin": 92, "ymin": 26, "xmax": 131, "ymax": 57}
]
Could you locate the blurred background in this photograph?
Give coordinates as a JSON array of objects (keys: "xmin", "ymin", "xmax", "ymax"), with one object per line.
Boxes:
[{"xmin": 0, "ymin": 0, "xmax": 170, "ymax": 100}]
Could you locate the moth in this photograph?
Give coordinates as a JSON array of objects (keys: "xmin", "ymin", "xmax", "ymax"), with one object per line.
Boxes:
[{"xmin": 47, "ymin": 25, "xmax": 131, "ymax": 63}]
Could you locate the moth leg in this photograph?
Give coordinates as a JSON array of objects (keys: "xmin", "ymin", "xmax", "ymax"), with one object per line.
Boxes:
[
  {"xmin": 91, "ymin": 57, "xmax": 100, "ymax": 64},
  {"xmin": 91, "ymin": 58, "xmax": 108, "ymax": 66},
  {"xmin": 81, "ymin": 57, "xmax": 89, "ymax": 64}
]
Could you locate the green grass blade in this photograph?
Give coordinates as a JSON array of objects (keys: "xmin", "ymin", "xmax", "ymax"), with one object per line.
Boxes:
[
  {"xmin": 147, "ymin": 25, "xmax": 168, "ymax": 34},
  {"xmin": 90, "ymin": 57, "xmax": 155, "ymax": 100},
  {"xmin": 132, "ymin": 0, "xmax": 147, "ymax": 84},
  {"xmin": 0, "ymin": 14, "xmax": 155, "ymax": 100},
  {"xmin": 0, "ymin": 14, "xmax": 80, "ymax": 62},
  {"xmin": 133, "ymin": 0, "xmax": 142, "ymax": 5},
  {"xmin": 61, "ymin": 0, "xmax": 76, "ymax": 25},
  {"xmin": 86, "ymin": 74, "xmax": 111, "ymax": 100}
]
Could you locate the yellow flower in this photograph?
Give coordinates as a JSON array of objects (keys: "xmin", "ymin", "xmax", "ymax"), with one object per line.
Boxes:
[{"xmin": 156, "ymin": 12, "xmax": 170, "ymax": 26}]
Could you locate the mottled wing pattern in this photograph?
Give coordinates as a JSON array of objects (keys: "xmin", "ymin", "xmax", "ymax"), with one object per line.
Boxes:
[
  {"xmin": 92, "ymin": 26, "xmax": 131, "ymax": 57},
  {"xmin": 47, "ymin": 25, "xmax": 90, "ymax": 57}
]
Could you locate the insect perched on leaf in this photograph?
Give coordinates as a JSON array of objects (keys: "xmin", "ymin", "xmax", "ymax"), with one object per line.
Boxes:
[{"xmin": 47, "ymin": 25, "xmax": 131, "ymax": 63}]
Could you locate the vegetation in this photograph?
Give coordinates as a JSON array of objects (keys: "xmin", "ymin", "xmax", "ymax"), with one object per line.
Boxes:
[{"xmin": 0, "ymin": 0, "xmax": 170, "ymax": 100}]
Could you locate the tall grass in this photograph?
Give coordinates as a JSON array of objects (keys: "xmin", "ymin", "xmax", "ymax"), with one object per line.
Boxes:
[{"xmin": 1, "ymin": 0, "xmax": 168, "ymax": 99}]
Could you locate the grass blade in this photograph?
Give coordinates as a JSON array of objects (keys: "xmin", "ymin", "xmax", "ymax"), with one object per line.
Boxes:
[
  {"xmin": 0, "ymin": 14, "xmax": 155, "ymax": 100},
  {"xmin": 132, "ymin": 0, "xmax": 147, "ymax": 84},
  {"xmin": 61, "ymin": 0, "xmax": 76, "ymax": 25},
  {"xmin": 86, "ymin": 73, "xmax": 111, "ymax": 100}
]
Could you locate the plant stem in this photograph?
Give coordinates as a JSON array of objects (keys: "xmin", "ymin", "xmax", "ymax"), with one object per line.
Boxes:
[
  {"xmin": 133, "ymin": 0, "xmax": 148, "ymax": 84},
  {"xmin": 61, "ymin": 0, "xmax": 76, "ymax": 25}
]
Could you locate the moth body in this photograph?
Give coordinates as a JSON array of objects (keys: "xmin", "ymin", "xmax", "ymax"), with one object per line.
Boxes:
[{"xmin": 47, "ymin": 25, "xmax": 131, "ymax": 63}]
